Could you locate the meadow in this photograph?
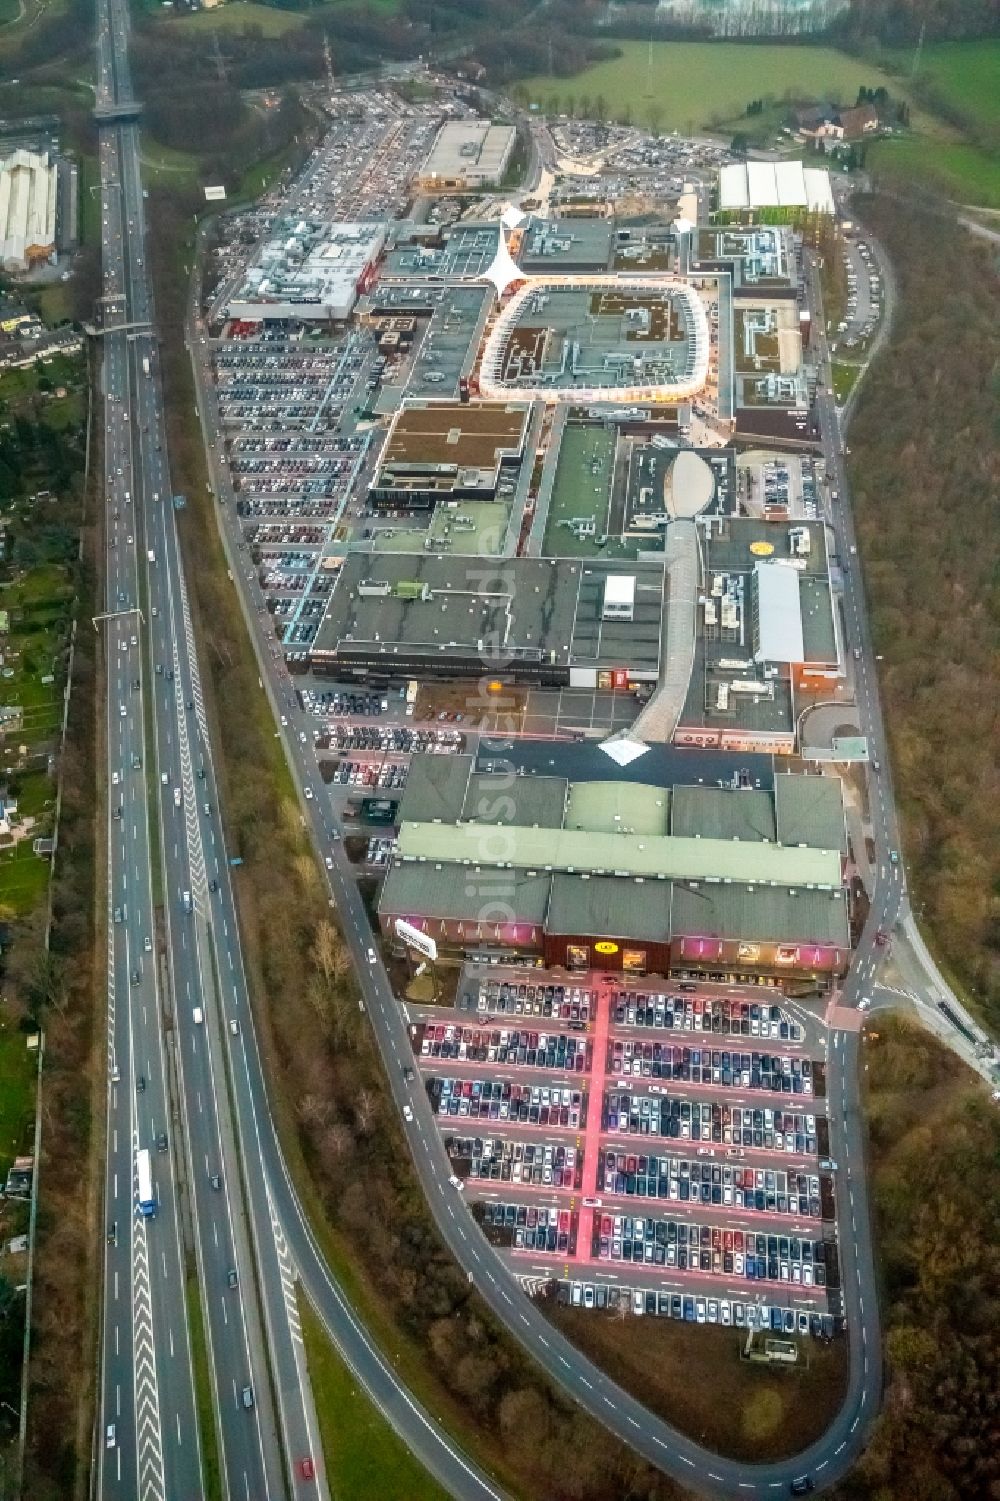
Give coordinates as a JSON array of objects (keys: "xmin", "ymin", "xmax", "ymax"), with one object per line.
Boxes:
[
  {"xmin": 906, "ymin": 39, "xmax": 1000, "ymax": 131},
  {"xmin": 518, "ymin": 41, "xmax": 930, "ymax": 134}
]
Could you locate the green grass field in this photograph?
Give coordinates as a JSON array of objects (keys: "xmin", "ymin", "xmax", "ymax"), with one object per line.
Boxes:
[
  {"xmin": 163, "ymin": 0, "xmax": 308, "ymax": 34},
  {"xmin": 299, "ymin": 1297, "xmax": 450, "ymax": 1501},
  {"xmin": 519, "ymin": 42, "xmax": 933, "ymax": 135},
  {"xmin": 909, "ymin": 40, "xmax": 1000, "ymax": 132},
  {"xmin": 831, "ymin": 360, "xmax": 860, "ymax": 403},
  {"xmin": 139, "ymin": 140, "xmax": 199, "ymax": 187},
  {"xmin": 0, "ymin": 1004, "xmax": 36, "ymax": 1177},
  {"xmin": 869, "ymin": 136, "xmax": 1000, "ymax": 209}
]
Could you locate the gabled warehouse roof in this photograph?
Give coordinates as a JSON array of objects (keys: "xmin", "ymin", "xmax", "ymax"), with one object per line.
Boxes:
[
  {"xmin": 671, "ymin": 786, "xmax": 776, "ymax": 843},
  {"xmin": 547, "ymin": 874, "xmax": 670, "ymax": 942},
  {"xmin": 463, "ymin": 772, "xmax": 566, "ymax": 827},
  {"xmin": 671, "ymin": 882, "xmax": 849, "ymax": 948},
  {"xmin": 380, "ymin": 861, "xmax": 552, "ymax": 925},
  {"xmin": 774, "ymin": 772, "xmax": 847, "ymax": 854},
  {"xmin": 397, "ymin": 753, "xmax": 473, "ymax": 823}
]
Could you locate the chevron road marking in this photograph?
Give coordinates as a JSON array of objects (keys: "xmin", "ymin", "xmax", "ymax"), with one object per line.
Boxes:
[
  {"xmin": 130, "ymin": 1146, "xmax": 166, "ymax": 1501},
  {"xmin": 268, "ymin": 1187, "xmax": 303, "ymax": 1346}
]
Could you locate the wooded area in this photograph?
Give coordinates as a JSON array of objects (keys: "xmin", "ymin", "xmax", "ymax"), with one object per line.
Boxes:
[
  {"xmin": 848, "ymin": 192, "xmax": 1000, "ymax": 1032},
  {"xmin": 833, "ymin": 0, "xmax": 1000, "ymax": 45},
  {"xmin": 832, "ymin": 1016, "xmax": 1000, "ymax": 1500}
]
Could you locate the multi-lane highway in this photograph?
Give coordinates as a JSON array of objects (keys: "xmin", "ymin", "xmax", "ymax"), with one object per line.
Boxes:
[
  {"xmin": 95, "ymin": 0, "xmax": 324, "ymax": 1497},
  {"xmin": 185, "ymin": 206, "xmax": 892, "ymax": 1495}
]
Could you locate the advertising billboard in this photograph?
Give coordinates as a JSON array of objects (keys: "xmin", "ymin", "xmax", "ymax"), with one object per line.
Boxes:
[{"xmin": 395, "ymin": 918, "xmax": 438, "ymax": 962}]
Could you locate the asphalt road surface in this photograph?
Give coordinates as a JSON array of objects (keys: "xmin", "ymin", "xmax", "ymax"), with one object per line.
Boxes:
[
  {"xmin": 149, "ymin": 101, "xmax": 956, "ymax": 1495},
  {"xmin": 186, "ymin": 221, "xmax": 891, "ymax": 1495},
  {"xmin": 96, "ymin": 0, "xmax": 320, "ymax": 1497}
]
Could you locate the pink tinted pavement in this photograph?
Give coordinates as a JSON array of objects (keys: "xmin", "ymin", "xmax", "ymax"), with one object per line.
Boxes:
[{"xmin": 575, "ymin": 976, "xmax": 612, "ymax": 1261}]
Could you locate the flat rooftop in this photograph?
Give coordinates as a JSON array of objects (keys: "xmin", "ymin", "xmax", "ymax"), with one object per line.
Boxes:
[
  {"xmin": 518, "ymin": 218, "xmax": 613, "ymax": 273},
  {"xmin": 379, "ymin": 399, "xmax": 530, "ymax": 471},
  {"xmin": 366, "ymin": 500, "xmax": 510, "ymax": 557},
  {"xmin": 312, "ymin": 553, "xmax": 665, "ymax": 675},
  {"xmin": 420, "ymin": 120, "xmax": 516, "ymax": 182}
]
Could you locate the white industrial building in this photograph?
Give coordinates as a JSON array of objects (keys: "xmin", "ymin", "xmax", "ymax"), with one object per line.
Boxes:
[
  {"xmin": 718, "ymin": 161, "xmax": 835, "ymax": 215},
  {"xmin": 227, "ymin": 220, "xmax": 387, "ymax": 324},
  {"xmin": 417, "ymin": 120, "xmax": 517, "ymax": 192},
  {"xmin": 0, "ymin": 150, "xmax": 58, "ymax": 274}
]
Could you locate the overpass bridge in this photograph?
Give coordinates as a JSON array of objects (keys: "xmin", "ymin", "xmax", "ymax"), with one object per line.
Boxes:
[
  {"xmin": 84, "ymin": 319, "xmax": 153, "ymax": 338},
  {"xmin": 93, "ymin": 100, "xmax": 141, "ymax": 123}
]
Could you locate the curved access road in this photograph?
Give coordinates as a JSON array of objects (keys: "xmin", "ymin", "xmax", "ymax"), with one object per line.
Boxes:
[{"xmin": 185, "ymin": 234, "xmax": 891, "ymax": 1497}]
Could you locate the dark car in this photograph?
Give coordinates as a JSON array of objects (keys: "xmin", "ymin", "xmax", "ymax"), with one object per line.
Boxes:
[
  {"xmin": 156, "ymin": 1132, "xmax": 167, "ymax": 1151},
  {"xmin": 790, "ymin": 1479, "xmax": 814, "ymax": 1496}
]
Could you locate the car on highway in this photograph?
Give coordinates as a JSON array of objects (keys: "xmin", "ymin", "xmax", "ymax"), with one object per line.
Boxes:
[
  {"xmin": 157, "ymin": 1132, "xmax": 167, "ymax": 1152},
  {"xmin": 106, "ymin": 1424, "xmax": 116, "ymax": 1449},
  {"xmin": 241, "ymin": 1385, "xmax": 254, "ymax": 1410},
  {"xmin": 228, "ymin": 1268, "xmax": 238, "ymax": 1287}
]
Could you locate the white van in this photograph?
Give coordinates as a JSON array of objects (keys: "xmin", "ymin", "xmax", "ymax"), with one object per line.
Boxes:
[{"xmin": 193, "ymin": 1007, "xmax": 204, "ymax": 1025}]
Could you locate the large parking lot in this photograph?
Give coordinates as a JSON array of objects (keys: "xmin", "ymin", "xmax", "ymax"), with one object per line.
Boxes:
[{"xmin": 409, "ymin": 963, "xmax": 843, "ymax": 1341}]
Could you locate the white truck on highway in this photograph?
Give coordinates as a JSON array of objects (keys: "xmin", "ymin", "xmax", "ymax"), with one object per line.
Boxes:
[{"xmin": 142, "ymin": 355, "xmax": 150, "ymax": 377}]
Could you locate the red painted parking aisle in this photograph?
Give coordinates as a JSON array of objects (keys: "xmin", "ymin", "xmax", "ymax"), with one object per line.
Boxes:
[{"xmin": 576, "ymin": 976, "xmax": 612, "ymax": 1261}]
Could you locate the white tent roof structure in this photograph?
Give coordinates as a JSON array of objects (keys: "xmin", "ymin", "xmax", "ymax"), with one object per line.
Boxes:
[
  {"xmin": 480, "ymin": 228, "xmax": 525, "ymax": 297},
  {"xmin": 501, "ymin": 204, "xmax": 525, "ymax": 230},
  {"xmin": 718, "ymin": 161, "xmax": 834, "ymax": 215}
]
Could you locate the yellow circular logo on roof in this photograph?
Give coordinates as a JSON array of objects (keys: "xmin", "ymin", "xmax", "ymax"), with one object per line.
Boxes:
[
  {"xmin": 750, "ymin": 540, "xmax": 775, "ymax": 557},
  {"xmin": 595, "ymin": 941, "xmax": 619, "ymax": 955}
]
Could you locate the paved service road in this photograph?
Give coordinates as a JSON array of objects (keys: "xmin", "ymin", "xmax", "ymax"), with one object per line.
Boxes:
[
  {"xmin": 174, "ymin": 170, "xmax": 930, "ymax": 1494},
  {"xmin": 186, "ymin": 216, "xmax": 890, "ymax": 1494}
]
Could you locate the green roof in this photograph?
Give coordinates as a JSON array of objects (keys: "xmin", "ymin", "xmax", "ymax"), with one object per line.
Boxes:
[
  {"xmin": 464, "ymin": 772, "xmax": 566, "ymax": 828},
  {"xmin": 379, "ymin": 861, "xmax": 552, "ymax": 926},
  {"xmin": 564, "ymin": 780, "xmax": 670, "ymax": 836},
  {"xmin": 396, "ymin": 820, "xmax": 842, "ymax": 887},
  {"xmin": 547, "ymin": 874, "xmax": 671, "ymax": 942},
  {"xmin": 671, "ymin": 785, "xmax": 776, "ymax": 843},
  {"xmin": 671, "ymin": 882, "xmax": 849, "ymax": 948},
  {"xmin": 397, "ymin": 754, "xmax": 473, "ymax": 824},
  {"xmin": 799, "ymin": 574, "xmax": 838, "ymax": 665},
  {"xmin": 773, "ymin": 773, "xmax": 846, "ymax": 854}
]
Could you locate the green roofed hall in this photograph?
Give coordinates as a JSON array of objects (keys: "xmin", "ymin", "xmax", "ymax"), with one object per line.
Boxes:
[
  {"xmin": 563, "ymin": 780, "xmax": 670, "ymax": 836},
  {"xmin": 395, "ymin": 821, "xmax": 842, "ymax": 888},
  {"xmin": 463, "ymin": 772, "xmax": 567, "ymax": 827},
  {"xmin": 774, "ymin": 772, "xmax": 847, "ymax": 854},
  {"xmin": 670, "ymin": 784, "xmax": 776, "ymax": 843}
]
